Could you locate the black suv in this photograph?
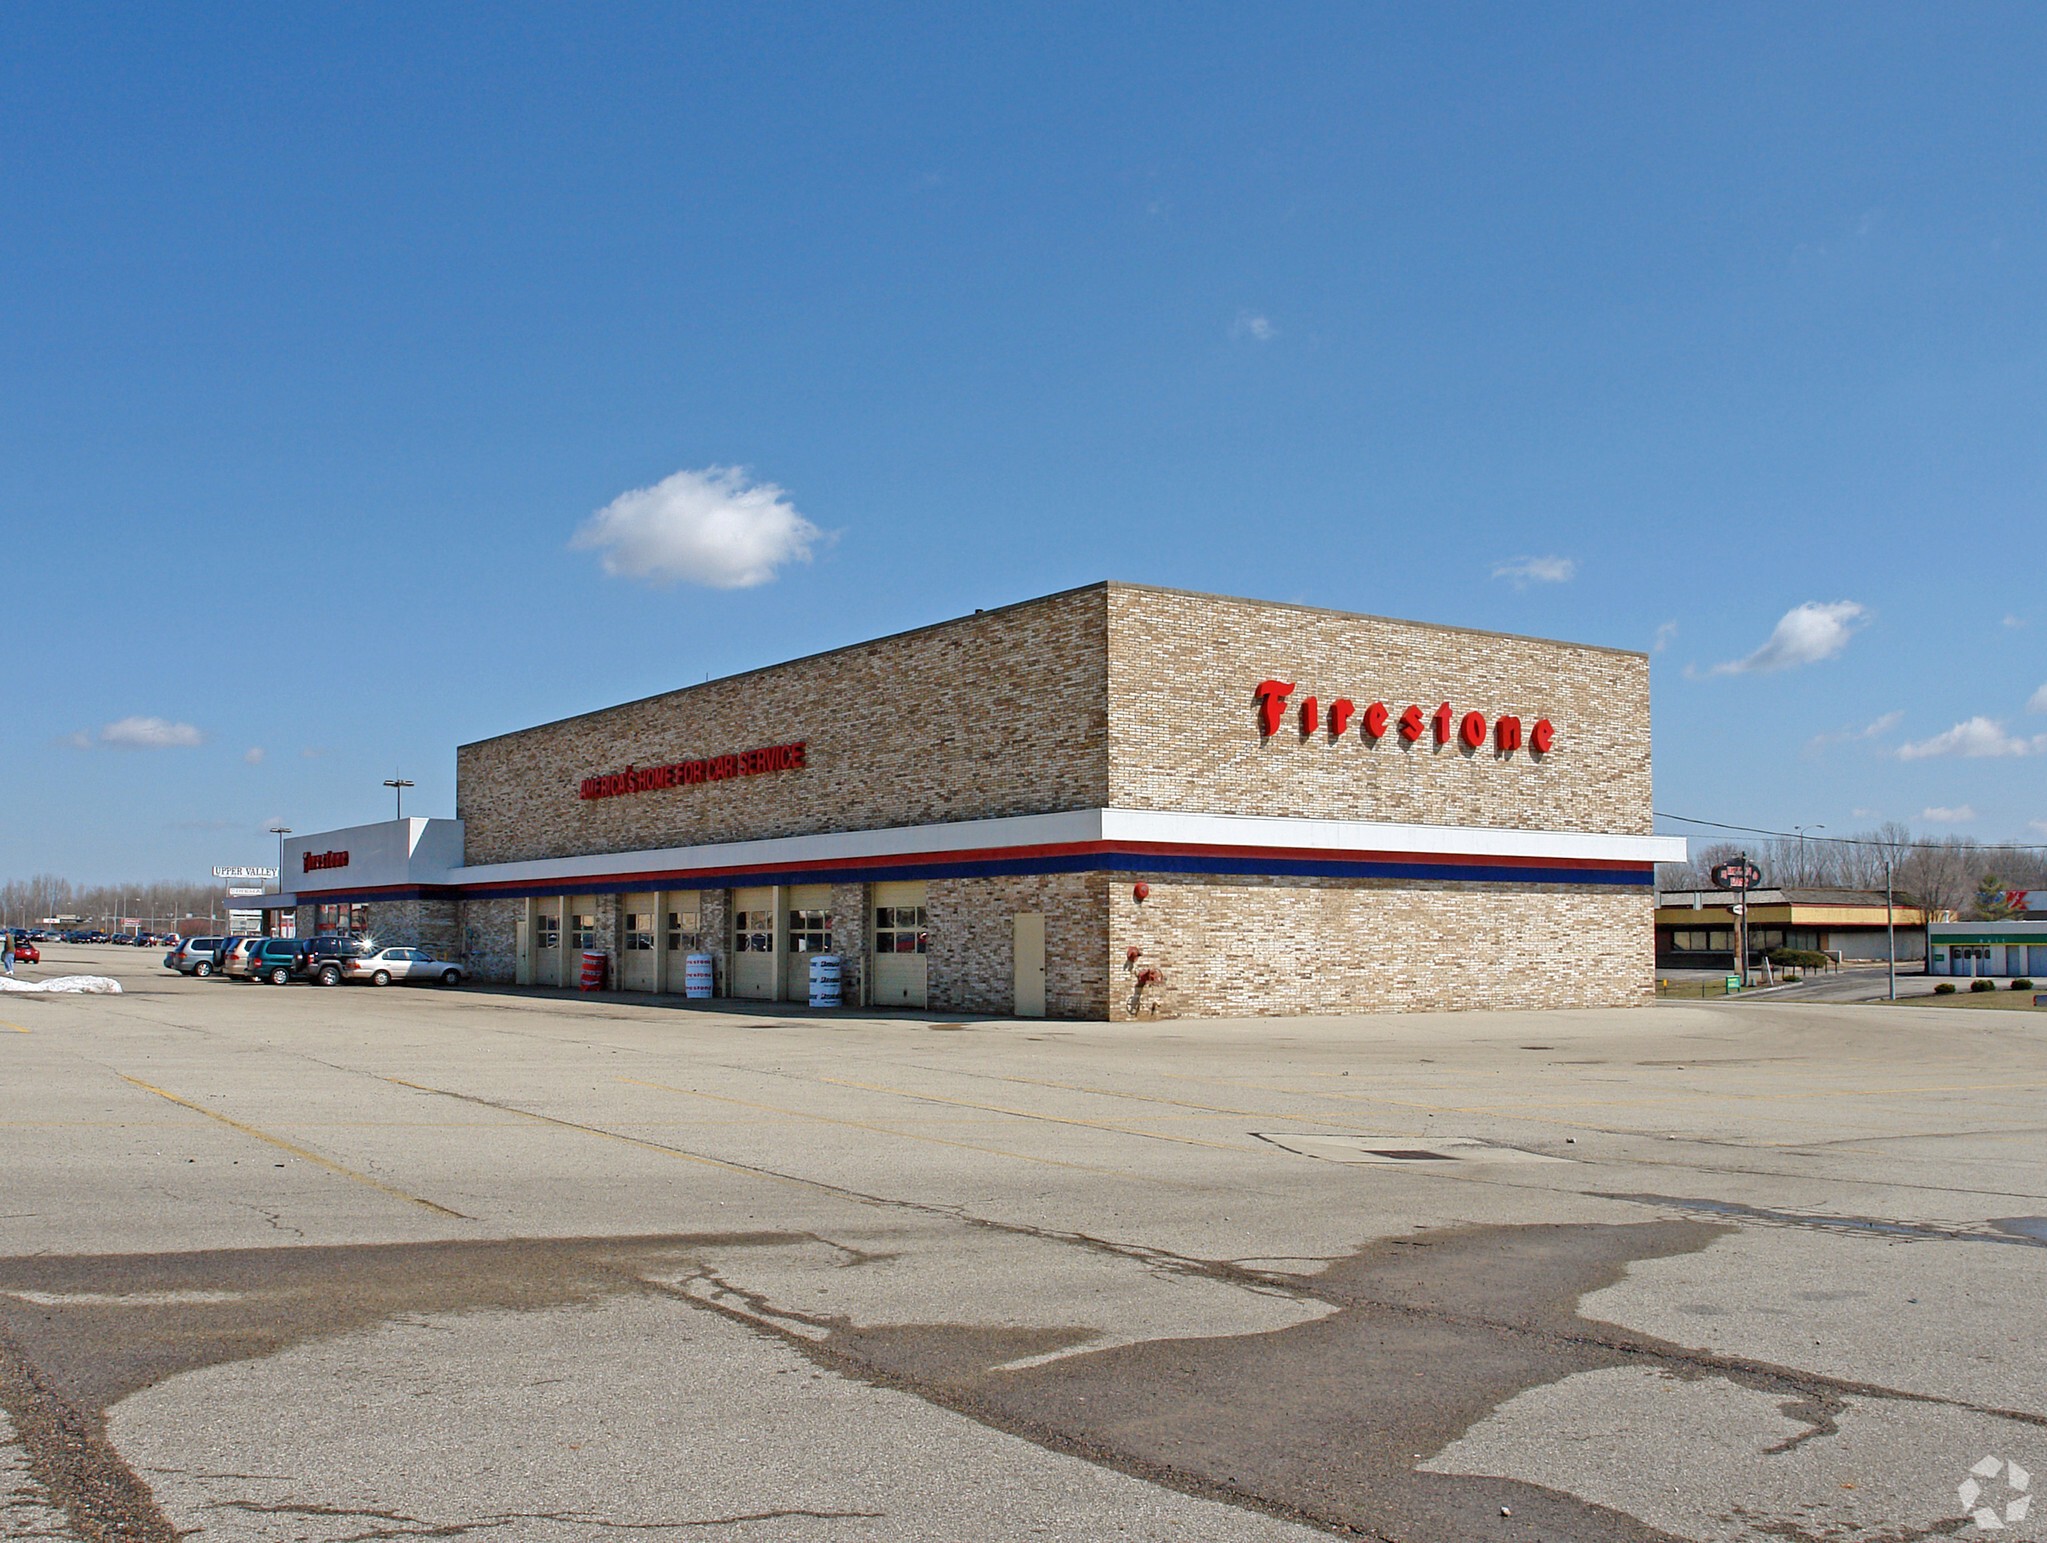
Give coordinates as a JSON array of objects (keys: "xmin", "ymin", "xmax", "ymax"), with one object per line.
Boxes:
[{"xmin": 301, "ymin": 934, "xmax": 371, "ymax": 987}]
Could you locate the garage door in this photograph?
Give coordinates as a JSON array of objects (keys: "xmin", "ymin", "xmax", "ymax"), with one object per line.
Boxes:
[
  {"xmin": 782, "ymin": 885, "xmax": 833, "ymax": 1002},
  {"xmin": 533, "ymin": 900, "xmax": 562, "ymax": 987},
  {"xmin": 663, "ymin": 892, "xmax": 705, "ymax": 993},
  {"xmin": 620, "ymin": 893, "xmax": 658, "ymax": 991},
  {"xmin": 732, "ymin": 887, "xmax": 777, "ymax": 1001},
  {"xmin": 872, "ymin": 881, "xmax": 927, "ymax": 1009}
]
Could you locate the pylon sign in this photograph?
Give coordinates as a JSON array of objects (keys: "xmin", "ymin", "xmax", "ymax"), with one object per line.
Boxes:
[{"xmin": 1711, "ymin": 860, "xmax": 1762, "ymax": 891}]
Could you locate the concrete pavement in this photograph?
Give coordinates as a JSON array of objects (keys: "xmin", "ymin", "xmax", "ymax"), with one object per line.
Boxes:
[{"xmin": 2, "ymin": 943, "xmax": 2043, "ymax": 1541}]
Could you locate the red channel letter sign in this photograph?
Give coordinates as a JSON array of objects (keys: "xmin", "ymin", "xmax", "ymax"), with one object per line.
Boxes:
[
  {"xmin": 1253, "ymin": 683, "xmax": 1555, "ymax": 757},
  {"xmin": 580, "ymin": 741, "xmax": 808, "ymax": 801},
  {"xmin": 303, "ymin": 850, "xmax": 350, "ymax": 873}
]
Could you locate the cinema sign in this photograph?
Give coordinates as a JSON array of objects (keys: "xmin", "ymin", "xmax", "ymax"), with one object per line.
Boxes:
[{"xmin": 1254, "ymin": 680, "xmax": 1554, "ymax": 755}]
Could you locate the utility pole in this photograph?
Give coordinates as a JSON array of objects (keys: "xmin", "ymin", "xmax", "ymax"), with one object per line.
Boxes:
[
  {"xmin": 1885, "ymin": 847, "xmax": 1897, "ymax": 1002},
  {"xmin": 1736, "ymin": 850, "xmax": 1750, "ymax": 988},
  {"xmin": 383, "ymin": 777, "xmax": 414, "ymax": 821}
]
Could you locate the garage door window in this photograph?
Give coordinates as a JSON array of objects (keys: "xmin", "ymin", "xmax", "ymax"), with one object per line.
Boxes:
[
  {"xmin": 789, "ymin": 909, "xmax": 832, "ymax": 954},
  {"xmin": 735, "ymin": 910, "xmax": 773, "ymax": 952},
  {"xmin": 666, "ymin": 910, "xmax": 701, "ymax": 951},
  {"xmin": 535, "ymin": 914, "xmax": 560, "ymax": 950},
  {"xmin": 570, "ymin": 914, "xmax": 595, "ymax": 950},
  {"xmin": 876, "ymin": 906, "xmax": 927, "ymax": 954},
  {"xmin": 624, "ymin": 914, "xmax": 654, "ymax": 951}
]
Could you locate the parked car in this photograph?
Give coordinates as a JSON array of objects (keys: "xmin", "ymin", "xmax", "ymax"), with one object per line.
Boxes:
[
  {"xmin": 221, "ymin": 937, "xmax": 266, "ymax": 981},
  {"xmin": 166, "ymin": 937, "xmax": 225, "ymax": 976},
  {"xmin": 301, "ymin": 935, "xmax": 372, "ymax": 986},
  {"xmin": 247, "ymin": 938, "xmax": 306, "ymax": 985},
  {"xmin": 344, "ymin": 946, "xmax": 464, "ymax": 987},
  {"xmin": 12, "ymin": 941, "xmax": 38, "ymax": 965}
]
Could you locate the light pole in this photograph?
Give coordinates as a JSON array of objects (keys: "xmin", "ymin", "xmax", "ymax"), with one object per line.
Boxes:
[
  {"xmin": 383, "ymin": 777, "xmax": 414, "ymax": 821},
  {"xmin": 269, "ymin": 827, "xmax": 291, "ymax": 936},
  {"xmin": 1793, "ymin": 824, "xmax": 1825, "ymax": 885},
  {"xmin": 1884, "ymin": 844, "xmax": 1898, "ymax": 1002}
]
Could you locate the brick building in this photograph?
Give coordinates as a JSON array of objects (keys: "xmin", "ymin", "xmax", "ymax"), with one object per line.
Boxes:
[{"xmin": 255, "ymin": 583, "xmax": 1682, "ymax": 1017}]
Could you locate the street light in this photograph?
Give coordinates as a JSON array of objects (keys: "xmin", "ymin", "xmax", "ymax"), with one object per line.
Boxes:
[
  {"xmin": 269, "ymin": 826, "xmax": 291, "ymax": 936},
  {"xmin": 383, "ymin": 777, "xmax": 415, "ymax": 821},
  {"xmin": 1793, "ymin": 824, "xmax": 1825, "ymax": 885}
]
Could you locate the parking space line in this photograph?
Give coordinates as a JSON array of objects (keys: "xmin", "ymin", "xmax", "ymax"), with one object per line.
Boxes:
[
  {"xmin": 1, "ymin": 1022, "xmax": 27, "ymax": 1034},
  {"xmin": 117, "ymin": 1075, "xmax": 468, "ymax": 1218}
]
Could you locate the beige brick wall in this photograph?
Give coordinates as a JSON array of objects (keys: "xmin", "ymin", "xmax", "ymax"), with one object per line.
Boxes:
[
  {"xmin": 458, "ymin": 587, "xmax": 1110, "ymax": 866},
  {"xmin": 459, "ymin": 898, "xmax": 523, "ymax": 984},
  {"xmin": 927, "ymin": 873, "xmax": 1108, "ymax": 1019},
  {"xmin": 1105, "ymin": 870, "xmax": 1653, "ymax": 1019},
  {"xmin": 1105, "ymin": 584, "xmax": 1652, "ymax": 835}
]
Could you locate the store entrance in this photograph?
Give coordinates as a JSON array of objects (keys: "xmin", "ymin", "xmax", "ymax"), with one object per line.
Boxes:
[
  {"xmin": 732, "ymin": 887, "xmax": 777, "ymax": 1000},
  {"xmin": 782, "ymin": 885, "xmax": 832, "ymax": 1001}
]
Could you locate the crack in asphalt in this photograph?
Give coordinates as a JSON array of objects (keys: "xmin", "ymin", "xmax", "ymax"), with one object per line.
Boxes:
[{"xmin": 203, "ymin": 1499, "xmax": 886, "ymax": 1538}]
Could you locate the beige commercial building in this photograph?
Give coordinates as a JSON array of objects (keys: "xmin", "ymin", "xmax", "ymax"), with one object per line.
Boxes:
[{"xmin": 257, "ymin": 583, "xmax": 1682, "ymax": 1018}]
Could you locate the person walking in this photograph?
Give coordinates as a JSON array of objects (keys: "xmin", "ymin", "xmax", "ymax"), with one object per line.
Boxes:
[{"xmin": 2, "ymin": 932, "xmax": 14, "ymax": 978}]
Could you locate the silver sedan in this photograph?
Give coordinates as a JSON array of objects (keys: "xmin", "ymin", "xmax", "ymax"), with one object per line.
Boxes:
[{"xmin": 343, "ymin": 947, "xmax": 464, "ymax": 987}]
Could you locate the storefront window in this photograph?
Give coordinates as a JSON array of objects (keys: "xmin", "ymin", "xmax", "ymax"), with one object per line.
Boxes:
[
  {"xmin": 316, "ymin": 903, "xmax": 368, "ymax": 935},
  {"xmin": 876, "ymin": 906, "xmax": 928, "ymax": 954},
  {"xmin": 624, "ymin": 913, "xmax": 654, "ymax": 951}
]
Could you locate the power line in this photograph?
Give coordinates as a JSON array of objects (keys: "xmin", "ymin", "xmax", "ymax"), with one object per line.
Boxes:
[{"xmin": 1654, "ymin": 812, "xmax": 2047, "ymax": 855}]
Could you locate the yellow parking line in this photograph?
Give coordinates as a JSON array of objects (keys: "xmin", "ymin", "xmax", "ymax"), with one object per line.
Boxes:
[
  {"xmin": 619, "ymin": 1077, "xmax": 1209, "ymax": 1188},
  {"xmin": 1, "ymin": 1022, "xmax": 27, "ymax": 1034},
  {"xmin": 118, "ymin": 1075, "xmax": 467, "ymax": 1218}
]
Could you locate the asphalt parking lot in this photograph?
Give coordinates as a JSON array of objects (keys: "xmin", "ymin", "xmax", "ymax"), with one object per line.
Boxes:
[{"xmin": 2, "ymin": 944, "xmax": 2042, "ymax": 1542}]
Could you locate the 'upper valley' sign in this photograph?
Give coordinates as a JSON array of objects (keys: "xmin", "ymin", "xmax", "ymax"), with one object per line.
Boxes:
[
  {"xmin": 1254, "ymin": 681, "xmax": 1554, "ymax": 755},
  {"xmin": 580, "ymin": 741, "xmax": 807, "ymax": 802}
]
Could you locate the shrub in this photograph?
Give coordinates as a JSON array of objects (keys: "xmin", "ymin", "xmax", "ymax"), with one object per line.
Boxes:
[
  {"xmin": 2012, "ymin": 978, "xmax": 2034, "ymax": 991},
  {"xmin": 1971, "ymin": 980, "xmax": 1995, "ymax": 993},
  {"xmin": 1768, "ymin": 948, "xmax": 1831, "ymax": 971},
  {"xmin": 1935, "ymin": 982, "xmax": 1957, "ymax": 994}
]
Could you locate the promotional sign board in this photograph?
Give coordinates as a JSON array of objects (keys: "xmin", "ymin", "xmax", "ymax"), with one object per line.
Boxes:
[
  {"xmin": 1710, "ymin": 860, "xmax": 1762, "ymax": 891},
  {"xmin": 212, "ymin": 866, "xmax": 278, "ymax": 881}
]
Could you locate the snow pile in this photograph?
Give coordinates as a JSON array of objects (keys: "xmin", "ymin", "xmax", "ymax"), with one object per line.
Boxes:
[{"xmin": 0, "ymin": 975, "xmax": 122, "ymax": 994}]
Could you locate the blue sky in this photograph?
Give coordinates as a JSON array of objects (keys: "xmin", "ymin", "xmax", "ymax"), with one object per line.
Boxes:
[{"xmin": 4, "ymin": 2, "xmax": 2043, "ymax": 882}]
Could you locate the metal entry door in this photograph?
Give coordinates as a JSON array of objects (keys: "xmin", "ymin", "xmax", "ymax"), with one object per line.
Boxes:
[
  {"xmin": 1013, "ymin": 912, "xmax": 1045, "ymax": 1018},
  {"xmin": 782, "ymin": 885, "xmax": 832, "ymax": 1001},
  {"xmin": 620, "ymin": 893, "xmax": 657, "ymax": 991},
  {"xmin": 872, "ymin": 881, "xmax": 928, "ymax": 1008},
  {"xmin": 731, "ymin": 887, "xmax": 777, "ymax": 1000},
  {"xmin": 533, "ymin": 901, "xmax": 562, "ymax": 987}
]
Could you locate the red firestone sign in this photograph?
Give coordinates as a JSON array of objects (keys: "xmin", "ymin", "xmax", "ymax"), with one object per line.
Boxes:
[
  {"xmin": 303, "ymin": 850, "xmax": 350, "ymax": 872},
  {"xmin": 1254, "ymin": 681, "xmax": 1553, "ymax": 755},
  {"xmin": 580, "ymin": 741, "xmax": 807, "ymax": 802}
]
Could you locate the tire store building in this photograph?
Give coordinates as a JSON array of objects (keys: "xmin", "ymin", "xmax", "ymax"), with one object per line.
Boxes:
[{"xmin": 254, "ymin": 582, "xmax": 1682, "ymax": 1018}]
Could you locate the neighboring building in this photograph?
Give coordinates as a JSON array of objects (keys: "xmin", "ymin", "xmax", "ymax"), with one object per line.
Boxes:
[
  {"xmin": 1928, "ymin": 921, "xmax": 2047, "ymax": 978},
  {"xmin": 1654, "ymin": 887, "xmax": 1928, "ymax": 970},
  {"xmin": 246, "ymin": 582, "xmax": 1681, "ymax": 1018}
]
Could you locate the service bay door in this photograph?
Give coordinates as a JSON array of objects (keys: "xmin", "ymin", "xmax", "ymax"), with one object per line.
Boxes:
[
  {"xmin": 782, "ymin": 885, "xmax": 833, "ymax": 1001},
  {"xmin": 533, "ymin": 900, "xmax": 563, "ymax": 987},
  {"xmin": 731, "ymin": 887, "xmax": 777, "ymax": 1000},
  {"xmin": 871, "ymin": 881, "xmax": 928, "ymax": 1008},
  {"xmin": 619, "ymin": 893, "xmax": 658, "ymax": 991}
]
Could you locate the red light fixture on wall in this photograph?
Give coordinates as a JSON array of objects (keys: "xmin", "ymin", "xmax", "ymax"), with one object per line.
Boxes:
[{"xmin": 1133, "ymin": 882, "xmax": 1150, "ymax": 903}]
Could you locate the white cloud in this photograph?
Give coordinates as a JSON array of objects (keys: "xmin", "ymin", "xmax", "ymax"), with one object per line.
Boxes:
[
  {"xmin": 243, "ymin": 747, "xmax": 266, "ymax": 765},
  {"xmin": 1920, "ymin": 805, "xmax": 1976, "ymax": 825},
  {"xmin": 571, "ymin": 466, "xmax": 823, "ymax": 590},
  {"xmin": 1709, "ymin": 601, "xmax": 1867, "ymax": 675},
  {"xmin": 1852, "ymin": 807, "xmax": 1881, "ymax": 819},
  {"xmin": 1804, "ymin": 709, "xmax": 1904, "ymax": 755},
  {"xmin": 2028, "ymin": 683, "xmax": 2047, "ymax": 713},
  {"xmin": 2032, "ymin": 819, "xmax": 2047, "ymax": 836},
  {"xmin": 301, "ymin": 747, "xmax": 330, "ymax": 760},
  {"xmin": 63, "ymin": 716, "xmax": 206, "ymax": 750},
  {"xmin": 1230, "ymin": 311, "xmax": 1276, "ymax": 342},
  {"xmin": 1893, "ymin": 716, "xmax": 2046, "ymax": 761},
  {"xmin": 1651, "ymin": 621, "xmax": 1678, "ymax": 653},
  {"xmin": 1492, "ymin": 556, "xmax": 1577, "ymax": 589},
  {"xmin": 2004, "ymin": 615, "xmax": 2026, "ymax": 629}
]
